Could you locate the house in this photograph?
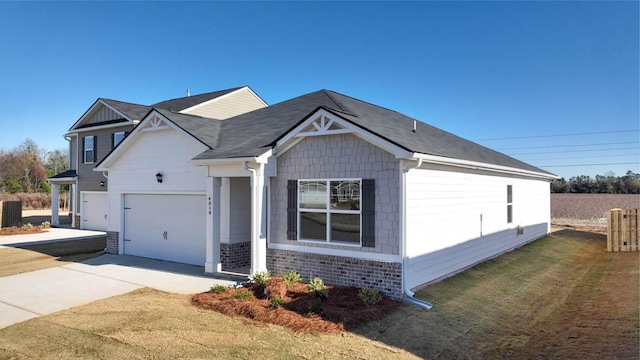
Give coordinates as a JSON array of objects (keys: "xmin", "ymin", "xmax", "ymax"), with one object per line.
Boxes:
[
  {"xmin": 94, "ymin": 89, "xmax": 557, "ymax": 299},
  {"xmin": 47, "ymin": 87, "xmax": 267, "ymax": 231}
]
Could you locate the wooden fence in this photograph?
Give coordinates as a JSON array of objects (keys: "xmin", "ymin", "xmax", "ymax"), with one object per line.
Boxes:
[
  {"xmin": 607, "ymin": 208, "xmax": 639, "ymax": 252},
  {"xmin": 0, "ymin": 201, "xmax": 23, "ymax": 228}
]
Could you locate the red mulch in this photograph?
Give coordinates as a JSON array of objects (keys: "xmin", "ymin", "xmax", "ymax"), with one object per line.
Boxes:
[
  {"xmin": 191, "ymin": 278, "xmax": 402, "ymax": 333},
  {"xmin": 0, "ymin": 227, "xmax": 47, "ymax": 236}
]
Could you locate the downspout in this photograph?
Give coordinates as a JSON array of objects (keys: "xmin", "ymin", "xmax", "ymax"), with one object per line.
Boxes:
[{"xmin": 401, "ymin": 158, "xmax": 432, "ymax": 310}]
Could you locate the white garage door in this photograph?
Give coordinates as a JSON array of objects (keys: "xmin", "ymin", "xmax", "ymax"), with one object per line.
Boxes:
[
  {"xmin": 81, "ymin": 192, "xmax": 108, "ymax": 231},
  {"xmin": 123, "ymin": 194, "xmax": 206, "ymax": 266}
]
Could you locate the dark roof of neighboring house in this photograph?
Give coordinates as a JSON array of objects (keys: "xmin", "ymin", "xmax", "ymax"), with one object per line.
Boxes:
[
  {"xmin": 151, "ymin": 87, "xmax": 243, "ymax": 112},
  {"xmin": 157, "ymin": 89, "xmax": 552, "ymax": 175},
  {"xmin": 101, "ymin": 99, "xmax": 151, "ymax": 121},
  {"xmin": 49, "ymin": 169, "xmax": 77, "ymax": 179}
]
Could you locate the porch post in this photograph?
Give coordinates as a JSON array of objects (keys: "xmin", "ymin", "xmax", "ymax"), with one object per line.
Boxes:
[
  {"xmin": 249, "ymin": 163, "xmax": 267, "ymax": 274},
  {"xmin": 205, "ymin": 176, "xmax": 222, "ymax": 273},
  {"xmin": 70, "ymin": 182, "xmax": 76, "ymax": 228},
  {"xmin": 51, "ymin": 183, "xmax": 60, "ymax": 226}
]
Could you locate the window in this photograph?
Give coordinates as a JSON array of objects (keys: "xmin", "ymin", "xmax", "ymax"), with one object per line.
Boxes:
[
  {"xmin": 507, "ymin": 185, "xmax": 513, "ymax": 223},
  {"xmin": 112, "ymin": 132, "xmax": 125, "ymax": 148},
  {"xmin": 83, "ymin": 136, "xmax": 95, "ymax": 164},
  {"xmin": 298, "ymin": 179, "xmax": 361, "ymax": 245}
]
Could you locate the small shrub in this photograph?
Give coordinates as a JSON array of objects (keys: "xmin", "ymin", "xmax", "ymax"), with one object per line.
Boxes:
[
  {"xmin": 307, "ymin": 299, "xmax": 323, "ymax": 315},
  {"xmin": 358, "ymin": 287, "xmax": 382, "ymax": 306},
  {"xmin": 22, "ymin": 223, "xmax": 33, "ymax": 231},
  {"xmin": 41, "ymin": 221, "xmax": 50, "ymax": 228},
  {"xmin": 268, "ymin": 296, "xmax": 284, "ymax": 308},
  {"xmin": 210, "ymin": 284, "xmax": 228, "ymax": 294},
  {"xmin": 232, "ymin": 288, "xmax": 253, "ymax": 301},
  {"xmin": 250, "ymin": 270, "xmax": 271, "ymax": 287},
  {"xmin": 307, "ymin": 277, "xmax": 329, "ymax": 299},
  {"xmin": 282, "ymin": 271, "xmax": 302, "ymax": 288}
]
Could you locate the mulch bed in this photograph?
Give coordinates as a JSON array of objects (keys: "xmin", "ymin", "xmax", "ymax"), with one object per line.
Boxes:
[
  {"xmin": 0, "ymin": 227, "xmax": 47, "ymax": 236},
  {"xmin": 192, "ymin": 278, "xmax": 402, "ymax": 333}
]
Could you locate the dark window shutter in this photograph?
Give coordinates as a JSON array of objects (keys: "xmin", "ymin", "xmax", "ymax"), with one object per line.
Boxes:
[
  {"xmin": 92, "ymin": 136, "xmax": 97, "ymax": 162},
  {"xmin": 362, "ymin": 179, "xmax": 375, "ymax": 247},
  {"xmin": 287, "ymin": 180, "xmax": 298, "ymax": 240},
  {"xmin": 111, "ymin": 133, "xmax": 115, "ymax": 149},
  {"xmin": 81, "ymin": 137, "xmax": 86, "ymax": 163}
]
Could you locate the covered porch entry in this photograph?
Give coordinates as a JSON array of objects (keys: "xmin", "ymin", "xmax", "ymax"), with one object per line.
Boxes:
[
  {"xmin": 47, "ymin": 170, "xmax": 77, "ymax": 228},
  {"xmin": 202, "ymin": 159, "xmax": 270, "ymax": 277}
]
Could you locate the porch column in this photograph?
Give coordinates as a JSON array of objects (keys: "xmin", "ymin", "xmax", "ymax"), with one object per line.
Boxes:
[
  {"xmin": 205, "ymin": 176, "xmax": 222, "ymax": 273},
  {"xmin": 70, "ymin": 182, "xmax": 76, "ymax": 228},
  {"xmin": 248, "ymin": 163, "xmax": 267, "ymax": 274},
  {"xmin": 51, "ymin": 183, "xmax": 60, "ymax": 226}
]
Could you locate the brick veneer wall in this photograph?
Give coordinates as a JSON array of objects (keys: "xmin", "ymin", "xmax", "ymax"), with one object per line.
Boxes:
[
  {"xmin": 267, "ymin": 248, "xmax": 403, "ymax": 299},
  {"xmin": 106, "ymin": 231, "xmax": 118, "ymax": 254},
  {"xmin": 221, "ymin": 241, "xmax": 251, "ymax": 270},
  {"xmin": 74, "ymin": 215, "xmax": 81, "ymax": 229}
]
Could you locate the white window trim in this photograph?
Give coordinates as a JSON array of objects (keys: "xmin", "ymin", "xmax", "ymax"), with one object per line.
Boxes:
[
  {"xmin": 113, "ymin": 131, "xmax": 125, "ymax": 148},
  {"xmin": 84, "ymin": 136, "xmax": 94, "ymax": 164},
  {"xmin": 297, "ymin": 178, "xmax": 362, "ymax": 246}
]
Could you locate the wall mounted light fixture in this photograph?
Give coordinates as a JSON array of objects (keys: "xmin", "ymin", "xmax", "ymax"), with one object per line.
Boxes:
[
  {"xmin": 156, "ymin": 172, "xmax": 163, "ymax": 183},
  {"xmin": 100, "ymin": 180, "xmax": 105, "ymax": 187}
]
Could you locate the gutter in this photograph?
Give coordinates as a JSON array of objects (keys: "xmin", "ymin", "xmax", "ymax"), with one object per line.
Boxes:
[{"xmin": 400, "ymin": 158, "xmax": 433, "ymax": 310}]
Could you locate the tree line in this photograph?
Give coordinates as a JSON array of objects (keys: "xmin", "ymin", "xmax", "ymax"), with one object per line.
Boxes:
[
  {"xmin": 551, "ymin": 171, "xmax": 640, "ymax": 194},
  {"xmin": 0, "ymin": 138, "xmax": 69, "ymax": 194}
]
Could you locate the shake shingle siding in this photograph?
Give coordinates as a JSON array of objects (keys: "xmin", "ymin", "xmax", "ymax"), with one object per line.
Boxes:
[{"xmin": 270, "ymin": 133, "xmax": 400, "ymax": 255}]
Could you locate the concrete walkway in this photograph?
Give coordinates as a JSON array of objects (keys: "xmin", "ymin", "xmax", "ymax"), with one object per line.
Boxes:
[
  {"xmin": 0, "ymin": 254, "xmax": 242, "ymax": 329},
  {"xmin": 0, "ymin": 227, "xmax": 106, "ymax": 248}
]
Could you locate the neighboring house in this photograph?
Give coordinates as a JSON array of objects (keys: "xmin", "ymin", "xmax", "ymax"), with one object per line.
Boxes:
[
  {"xmin": 48, "ymin": 87, "xmax": 267, "ymax": 230},
  {"xmin": 94, "ymin": 89, "xmax": 558, "ymax": 299}
]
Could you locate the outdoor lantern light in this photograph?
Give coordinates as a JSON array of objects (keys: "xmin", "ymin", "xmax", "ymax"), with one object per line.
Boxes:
[
  {"xmin": 156, "ymin": 172, "xmax": 163, "ymax": 183},
  {"xmin": 99, "ymin": 180, "xmax": 105, "ymax": 187}
]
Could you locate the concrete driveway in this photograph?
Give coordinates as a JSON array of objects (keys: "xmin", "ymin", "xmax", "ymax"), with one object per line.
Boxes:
[{"xmin": 0, "ymin": 254, "xmax": 243, "ymax": 329}]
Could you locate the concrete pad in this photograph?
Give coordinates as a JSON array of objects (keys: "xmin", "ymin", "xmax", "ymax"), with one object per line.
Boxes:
[
  {"xmin": 0, "ymin": 301, "xmax": 39, "ymax": 328},
  {"xmin": 0, "ymin": 253, "xmax": 246, "ymax": 329},
  {"xmin": 0, "ymin": 228, "xmax": 106, "ymax": 247}
]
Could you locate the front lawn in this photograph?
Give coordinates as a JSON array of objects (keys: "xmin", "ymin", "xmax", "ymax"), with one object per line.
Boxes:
[{"xmin": 0, "ymin": 229, "xmax": 637, "ymax": 359}]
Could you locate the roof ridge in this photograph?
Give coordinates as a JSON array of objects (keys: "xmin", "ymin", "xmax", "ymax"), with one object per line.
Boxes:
[
  {"xmin": 320, "ymin": 90, "xmax": 356, "ymax": 116},
  {"xmin": 158, "ymin": 86, "xmax": 243, "ymax": 103},
  {"xmin": 100, "ymin": 98, "xmax": 149, "ymax": 107}
]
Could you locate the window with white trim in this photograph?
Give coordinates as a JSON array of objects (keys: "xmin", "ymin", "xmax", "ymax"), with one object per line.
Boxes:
[
  {"xmin": 112, "ymin": 131, "xmax": 125, "ymax": 148},
  {"xmin": 83, "ymin": 136, "xmax": 95, "ymax": 164},
  {"xmin": 298, "ymin": 179, "xmax": 361, "ymax": 245},
  {"xmin": 507, "ymin": 184, "xmax": 513, "ymax": 223}
]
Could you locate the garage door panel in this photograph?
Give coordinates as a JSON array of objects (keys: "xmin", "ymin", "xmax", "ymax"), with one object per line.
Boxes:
[{"xmin": 124, "ymin": 194, "xmax": 205, "ymax": 266}]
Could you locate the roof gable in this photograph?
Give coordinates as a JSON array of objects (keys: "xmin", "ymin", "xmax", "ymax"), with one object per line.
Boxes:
[
  {"xmin": 69, "ymin": 98, "xmax": 149, "ymax": 131},
  {"xmin": 94, "ymin": 109, "xmax": 212, "ymax": 171},
  {"xmin": 151, "ymin": 87, "xmax": 243, "ymax": 112}
]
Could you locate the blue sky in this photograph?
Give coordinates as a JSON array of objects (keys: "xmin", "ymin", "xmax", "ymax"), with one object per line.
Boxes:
[{"xmin": 0, "ymin": 1, "xmax": 637, "ymax": 180}]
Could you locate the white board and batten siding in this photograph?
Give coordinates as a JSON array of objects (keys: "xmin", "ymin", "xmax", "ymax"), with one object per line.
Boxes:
[
  {"xmin": 181, "ymin": 87, "xmax": 267, "ymax": 119},
  {"xmin": 106, "ymin": 127, "xmax": 209, "ymax": 234},
  {"xmin": 405, "ymin": 167, "xmax": 550, "ymax": 290},
  {"xmin": 86, "ymin": 105, "xmax": 123, "ymax": 125}
]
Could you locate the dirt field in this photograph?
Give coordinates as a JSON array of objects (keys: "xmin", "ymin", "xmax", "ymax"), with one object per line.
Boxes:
[{"xmin": 552, "ymin": 193, "xmax": 639, "ymax": 220}]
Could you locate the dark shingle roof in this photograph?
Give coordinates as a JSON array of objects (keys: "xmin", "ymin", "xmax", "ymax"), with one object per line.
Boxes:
[
  {"xmin": 151, "ymin": 87, "xmax": 243, "ymax": 112},
  {"xmin": 159, "ymin": 89, "xmax": 552, "ymax": 176},
  {"xmin": 49, "ymin": 170, "xmax": 77, "ymax": 179},
  {"xmin": 101, "ymin": 99, "xmax": 151, "ymax": 120}
]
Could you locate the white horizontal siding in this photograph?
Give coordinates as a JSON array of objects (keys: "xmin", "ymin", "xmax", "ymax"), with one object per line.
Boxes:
[
  {"xmin": 181, "ymin": 88, "xmax": 267, "ymax": 119},
  {"xmin": 405, "ymin": 167, "xmax": 550, "ymax": 289},
  {"xmin": 106, "ymin": 128, "xmax": 208, "ymax": 232}
]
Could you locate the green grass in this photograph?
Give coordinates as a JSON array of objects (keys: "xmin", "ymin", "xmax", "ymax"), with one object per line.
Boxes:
[{"xmin": 0, "ymin": 230, "xmax": 637, "ymax": 359}]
